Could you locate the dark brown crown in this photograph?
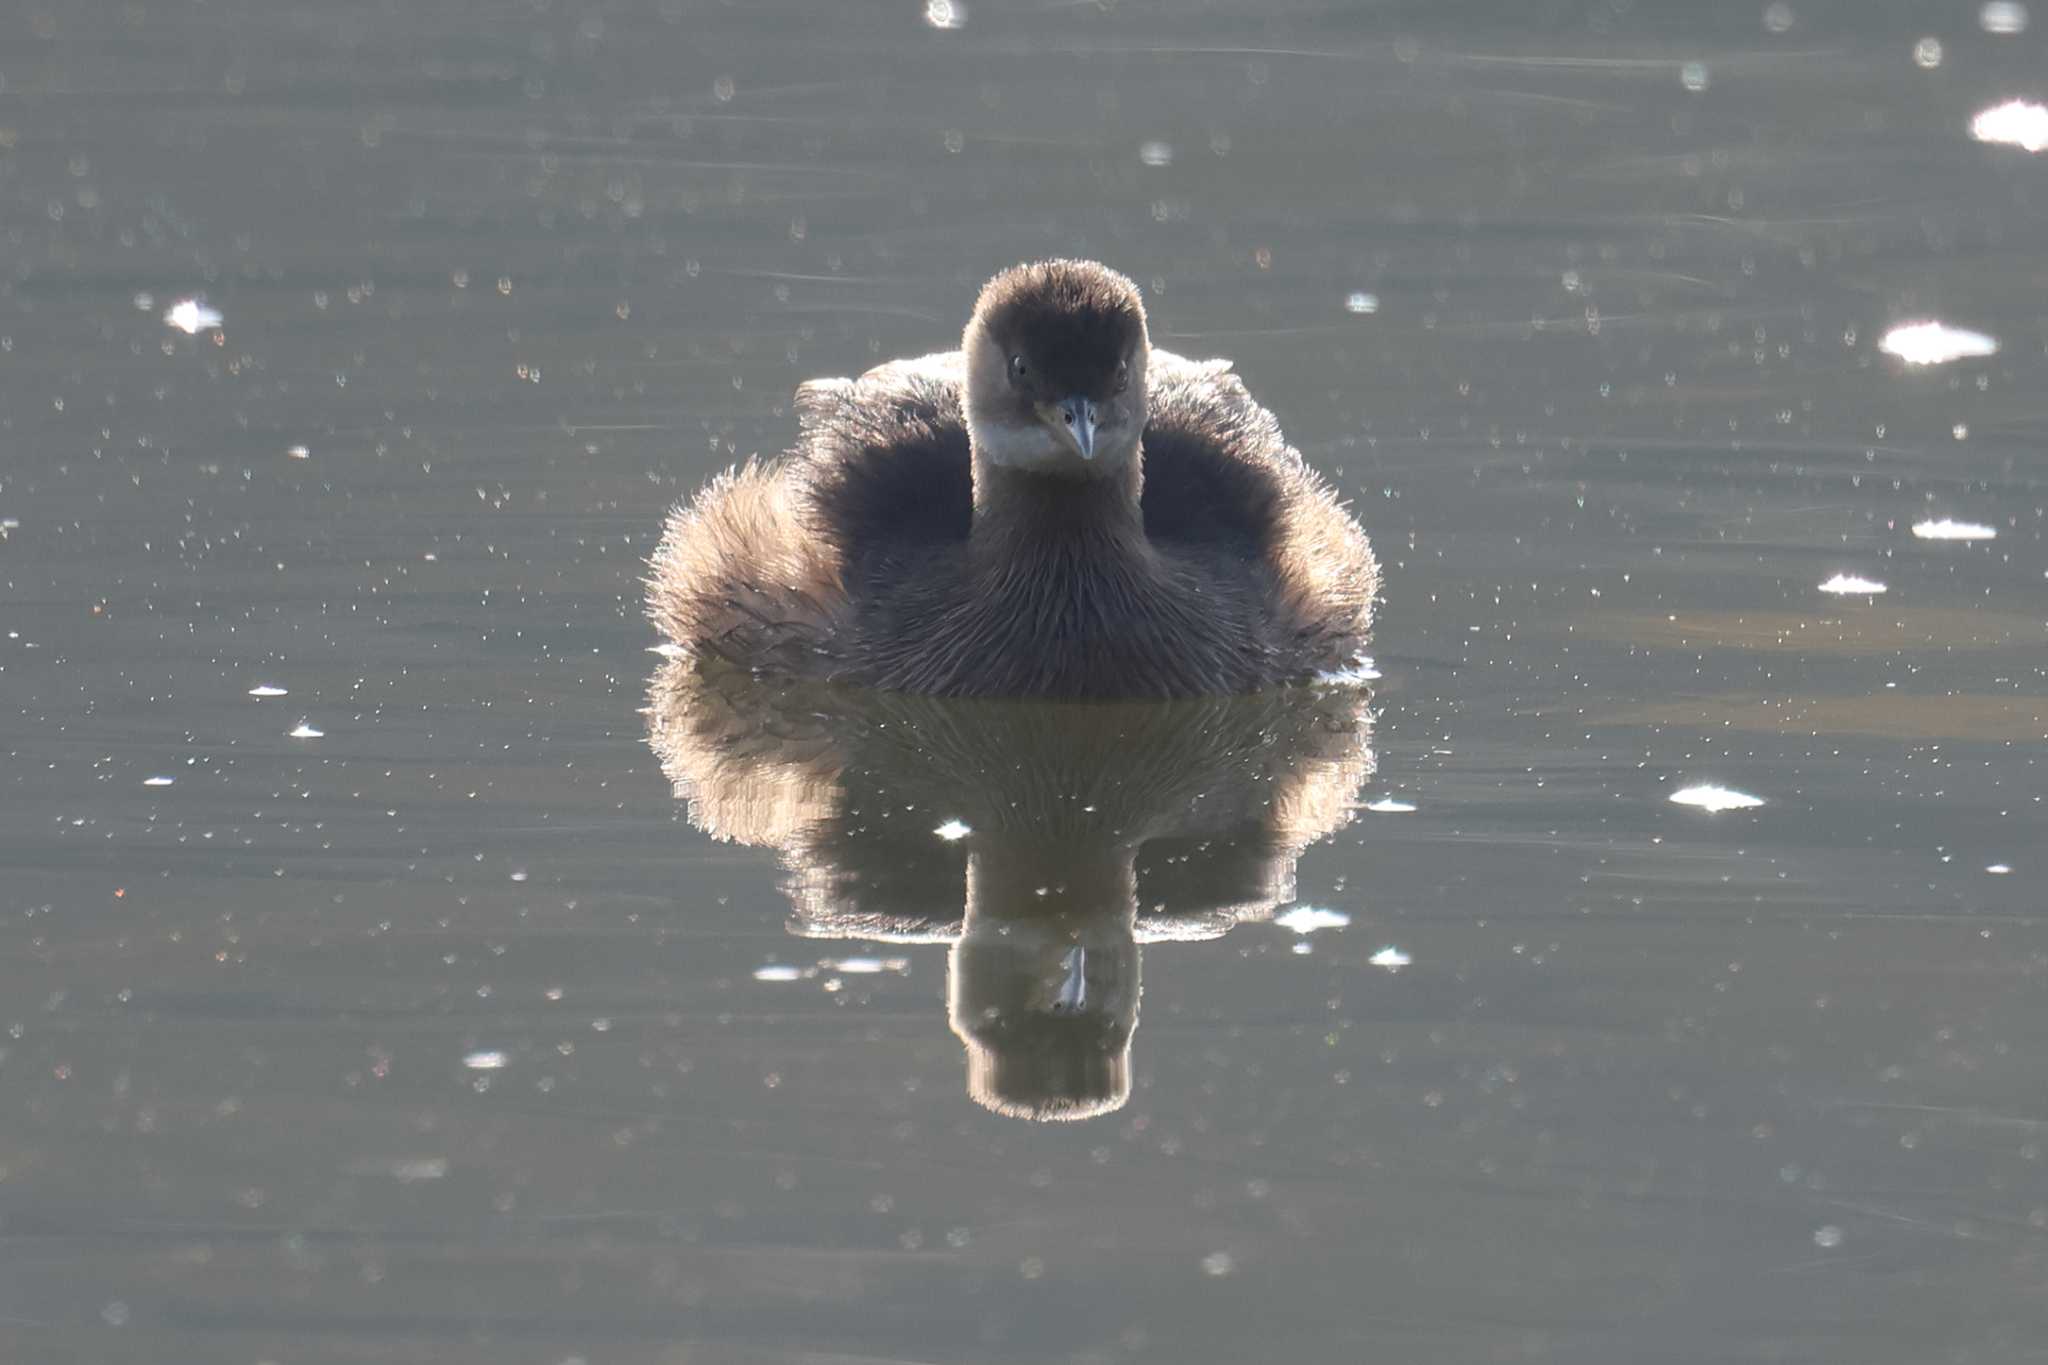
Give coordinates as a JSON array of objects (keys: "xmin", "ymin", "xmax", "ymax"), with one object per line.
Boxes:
[{"xmin": 969, "ymin": 260, "xmax": 1148, "ymax": 399}]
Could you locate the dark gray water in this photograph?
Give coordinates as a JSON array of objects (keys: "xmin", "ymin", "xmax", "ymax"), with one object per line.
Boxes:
[{"xmin": 5, "ymin": 2, "xmax": 2046, "ymax": 1361}]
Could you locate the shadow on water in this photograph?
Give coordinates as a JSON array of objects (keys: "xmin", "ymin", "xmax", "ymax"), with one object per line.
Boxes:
[{"xmin": 646, "ymin": 658, "xmax": 1375, "ymax": 1121}]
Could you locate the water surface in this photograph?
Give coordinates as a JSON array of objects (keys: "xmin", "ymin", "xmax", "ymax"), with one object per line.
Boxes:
[{"xmin": 4, "ymin": 2, "xmax": 2045, "ymax": 1361}]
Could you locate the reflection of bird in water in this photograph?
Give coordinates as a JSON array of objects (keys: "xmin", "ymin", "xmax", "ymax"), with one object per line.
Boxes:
[
  {"xmin": 647, "ymin": 259, "xmax": 1377, "ymax": 698},
  {"xmin": 646, "ymin": 656, "xmax": 1377, "ymax": 1121}
]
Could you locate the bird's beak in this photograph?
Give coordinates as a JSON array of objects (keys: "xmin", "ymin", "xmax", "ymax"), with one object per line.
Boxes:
[{"xmin": 1050, "ymin": 395, "xmax": 1098, "ymax": 460}]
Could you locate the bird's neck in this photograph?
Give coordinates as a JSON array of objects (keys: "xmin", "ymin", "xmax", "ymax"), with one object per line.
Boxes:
[{"xmin": 968, "ymin": 456, "xmax": 1146, "ymax": 560}]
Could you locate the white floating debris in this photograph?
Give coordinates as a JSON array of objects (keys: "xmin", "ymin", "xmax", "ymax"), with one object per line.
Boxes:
[
  {"xmin": 1818, "ymin": 573, "xmax": 1886, "ymax": 595},
  {"xmin": 461, "ymin": 1049, "xmax": 508, "ymax": 1071},
  {"xmin": 142, "ymin": 776, "xmax": 176, "ymax": 787},
  {"xmin": 287, "ymin": 720, "xmax": 323, "ymax": 739},
  {"xmin": 933, "ymin": 818, "xmax": 972, "ymax": 841},
  {"xmin": 1986, "ymin": 863, "xmax": 2012, "ymax": 875},
  {"xmin": 1912, "ymin": 36, "xmax": 1944, "ymax": 68},
  {"xmin": 1763, "ymin": 2, "xmax": 1795, "ymax": 33},
  {"xmin": 1972, "ymin": 99, "xmax": 2048, "ymax": 151},
  {"xmin": 247, "ymin": 684, "xmax": 288, "ymax": 698},
  {"xmin": 1275, "ymin": 906, "xmax": 1351, "ymax": 934},
  {"xmin": 1813, "ymin": 1223, "xmax": 1844, "ymax": 1248},
  {"xmin": 1670, "ymin": 784, "xmax": 1765, "ymax": 812},
  {"xmin": 1365, "ymin": 797, "xmax": 1418, "ymax": 813},
  {"xmin": 826, "ymin": 956, "xmax": 908, "ymax": 975},
  {"xmin": 752, "ymin": 964, "xmax": 805, "ymax": 982},
  {"xmin": 1369, "ymin": 945, "xmax": 1412, "ymax": 969},
  {"xmin": 1344, "ymin": 291, "xmax": 1380, "ymax": 315},
  {"xmin": 1314, "ymin": 655, "xmax": 1381, "ymax": 686},
  {"xmin": 286, "ymin": 445, "xmax": 310, "ymax": 460},
  {"xmin": 389, "ymin": 1157, "xmax": 450, "ymax": 1182},
  {"xmin": 1878, "ymin": 321, "xmax": 1998, "ymax": 365},
  {"xmin": 1911, "ymin": 518, "xmax": 1997, "ymax": 541},
  {"xmin": 1139, "ymin": 139, "xmax": 1174, "ymax": 167},
  {"xmin": 1200, "ymin": 1250, "xmax": 1236, "ymax": 1277},
  {"xmin": 923, "ymin": 0, "xmax": 964, "ymax": 28},
  {"xmin": 1980, "ymin": 1, "xmax": 2029, "ymax": 33},
  {"xmin": 1680, "ymin": 60, "xmax": 1710, "ymax": 92},
  {"xmin": 163, "ymin": 298, "xmax": 223, "ymax": 334}
]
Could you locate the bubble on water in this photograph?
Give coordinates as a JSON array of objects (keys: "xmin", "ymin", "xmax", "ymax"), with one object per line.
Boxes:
[
  {"xmin": 1369, "ymin": 946, "xmax": 1413, "ymax": 969},
  {"xmin": 102, "ymin": 1301, "xmax": 130, "ymax": 1327},
  {"xmin": 163, "ymin": 298, "xmax": 222, "ymax": 334},
  {"xmin": 1275, "ymin": 906, "xmax": 1350, "ymax": 934},
  {"xmin": 1670, "ymin": 784, "xmax": 1764, "ymax": 812},
  {"xmin": 1878, "ymin": 321, "xmax": 1998, "ymax": 364},
  {"xmin": 247, "ymin": 684, "xmax": 288, "ymax": 698},
  {"xmin": 1813, "ymin": 1224, "xmax": 1844, "ymax": 1248},
  {"xmin": 1344, "ymin": 291, "xmax": 1379, "ymax": 315},
  {"xmin": 1911, "ymin": 518, "xmax": 1996, "ymax": 541},
  {"xmin": 1763, "ymin": 2, "xmax": 1795, "ymax": 32},
  {"xmin": 933, "ymin": 818, "xmax": 972, "ymax": 841},
  {"xmin": 1680, "ymin": 61, "xmax": 1710, "ymax": 92},
  {"xmin": 462, "ymin": 1049, "xmax": 508, "ymax": 1070},
  {"xmin": 1972, "ymin": 99, "xmax": 2048, "ymax": 151},
  {"xmin": 753, "ymin": 964, "xmax": 805, "ymax": 982},
  {"xmin": 1138, "ymin": 139, "xmax": 1174, "ymax": 167},
  {"xmin": 1365, "ymin": 797, "xmax": 1417, "ymax": 812},
  {"xmin": 288, "ymin": 720, "xmax": 324, "ymax": 739},
  {"xmin": 1201, "ymin": 1250, "xmax": 1236, "ymax": 1277},
  {"xmin": 1912, "ymin": 36, "xmax": 1943, "ymax": 68},
  {"xmin": 923, "ymin": 0, "xmax": 965, "ymax": 27},
  {"xmin": 1980, "ymin": 1, "xmax": 2029, "ymax": 33},
  {"xmin": 1817, "ymin": 573, "xmax": 1886, "ymax": 595}
]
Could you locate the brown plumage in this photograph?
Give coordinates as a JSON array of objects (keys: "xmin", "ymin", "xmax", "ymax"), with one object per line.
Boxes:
[{"xmin": 647, "ymin": 259, "xmax": 1378, "ymax": 699}]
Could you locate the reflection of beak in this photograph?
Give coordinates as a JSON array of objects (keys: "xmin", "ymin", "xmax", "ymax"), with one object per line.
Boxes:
[{"xmin": 1047, "ymin": 395, "xmax": 1097, "ymax": 460}]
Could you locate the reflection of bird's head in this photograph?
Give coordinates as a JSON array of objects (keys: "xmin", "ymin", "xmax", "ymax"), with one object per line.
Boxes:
[{"xmin": 949, "ymin": 929, "xmax": 1140, "ymax": 1122}]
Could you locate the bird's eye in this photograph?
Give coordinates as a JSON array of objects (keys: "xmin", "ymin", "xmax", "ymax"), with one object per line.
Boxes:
[
  {"xmin": 1009, "ymin": 354, "xmax": 1029, "ymax": 383},
  {"xmin": 1113, "ymin": 360, "xmax": 1129, "ymax": 394}
]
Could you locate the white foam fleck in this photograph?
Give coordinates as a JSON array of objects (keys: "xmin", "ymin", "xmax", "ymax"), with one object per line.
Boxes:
[
  {"xmin": 1911, "ymin": 518, "xmax": 1997, "ymax": 541},
  {"xmin": 247, "ymin": 684, "xmax": 288, "ymax": 698},
  {"xmin": 163, "ymin": 298, "xmax": 223, "ymax": 334},
  {"xmin": 390, "ymin": 1157, "xmax": 449, "ymax": 1182},
  {"xmin": 1980, "ymin": 1, "xmax": 2029, "ymax": 33},
  {"xmin": 1818, "ymin": 573, "xmax": 1886, "ymax": 595},
  {"xmin": 1972, "ymin": 99, "xmax": 2048, "ymax": 151},
  {"xmin": 933, "ymin": 818, "xmax": 972, "ymax": 841},
  {"xmin": 142, "ymin": 776, "xmax": 176, "ymax": 787},
  {"xmin": 1365, "ymin": 797, "xmax": 1417, "ymax": 813},
  {"xmin": 752, "ymin": 964, "xmax": 805, "ymax": 982},
  {"xmin": 287, "ymin": 720, "xmax": 323, "ymax": 739},
  {"xmin": 1275, "ymin": 906, "xmax": 1351, "ymax": 934},
  {"xmin": 1670, "ymin": 784, "xmax": 1764, "ymax": 812},
  {"xmin": 462, "ymin": 1049, "xmax": 508, "ymax": 1070},
  {"xmin": 1878, "ymin": 321, "xmax": 1998, "ymax": 364},
  {"xmin": 1369, "ymin": 945, "xmax": 1412, "ymax": 968},
  {"xmin": 1985, "ymin": 863, "xmax": 2012, "ymax": 875}
]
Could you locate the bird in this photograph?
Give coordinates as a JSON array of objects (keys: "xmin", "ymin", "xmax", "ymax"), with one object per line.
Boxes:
[{"xmin": 647, "ymin": 258, "xmax": 1377, "ymax": 698}]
